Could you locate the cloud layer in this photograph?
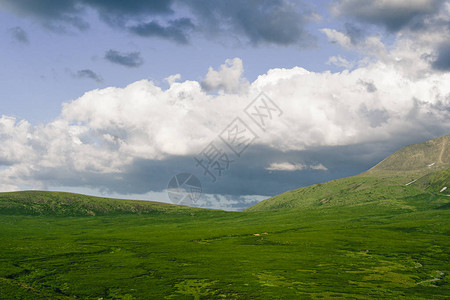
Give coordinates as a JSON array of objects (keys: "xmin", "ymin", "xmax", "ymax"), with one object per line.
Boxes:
[
  {"xmin": 0, "ymin": 56, "xmax": 448, "ymax": 201},
  {"xmin": 332, "ymin": 0, "xmax": 447, "ymax": 32},
  {"xmin": 0, "ymin": 0, "xmax": 315, "ymax": 46}
]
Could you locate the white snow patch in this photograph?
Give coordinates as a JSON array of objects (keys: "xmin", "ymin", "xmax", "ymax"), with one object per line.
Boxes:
[{"xmin": 405, "ymin": 179, "xmax": 417, "ymax": 186}]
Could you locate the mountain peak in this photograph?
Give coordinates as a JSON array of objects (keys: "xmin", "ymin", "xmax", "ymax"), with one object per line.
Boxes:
[{"xmin": 365, "ymin": 134, "xmax": 449, "ymax": 176}]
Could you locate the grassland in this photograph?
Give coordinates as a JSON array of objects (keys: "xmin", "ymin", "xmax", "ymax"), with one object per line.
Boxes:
[
  {"xmin": 0, "ymin": 184, "xmax": 449, "ymax": 299},
  {"xmin": 0, "ymin": 135, "xmax": 449, "ymax": 299}
]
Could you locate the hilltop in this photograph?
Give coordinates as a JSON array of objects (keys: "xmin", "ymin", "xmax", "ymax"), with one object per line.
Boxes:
[{"xmin": 365, "ymin": 134, "xmax": 449, "ymax": 177}]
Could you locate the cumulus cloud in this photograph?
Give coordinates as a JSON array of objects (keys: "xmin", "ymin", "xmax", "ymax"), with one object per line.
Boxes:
[
  {"xmin": 321, "ymin": 23, "xmax": 449, "ymax": 76},
  {"xmin": 0, "ymin": 58, "xmax": 449, "ymax": 206},
  {"xmin": 165, "ymin": 74, "xmax": 181, "ymax": 85},
  {"xmin": 0, "ymin": 116, "xmax": 33, "ymax": 165},
  {"xmin": 327, "ymin": 0, "xmax": 450, "ymax": 74},
  {"xmin": 201, "ymin": 58, "xmax": 250, "ymax": 94},
  {"xmin": 359, "ymin": 80, "xmax": 377, "ymax": 93},
  {"xmin": 321, "ymin": 28, "xmax": 353, "ymax": 48},
  {"xmin": 105, "ymin": 50, "xmax": 144, "ymax": 67},
  {"xmin": 321, "ymin": 28, "xmax": 387, "ymax": 58}
]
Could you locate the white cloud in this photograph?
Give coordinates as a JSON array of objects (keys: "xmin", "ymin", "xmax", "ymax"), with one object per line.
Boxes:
[
  {"xmin": 327, "ymin": 55, "xmax": 354, "ymax": 69},
  {"xmin": 310, "ymin": 163, "xmax": 328, "ymax": 171},
  {"xmin": 0, "ymin": 183, "xmax": 20, "ymax": 192},
  {"xmin": 165, "ymin": 73, "xmax": 181, "ymax": 85},
  {"xmin": 321, "ymin": 28, "xmax": 353, "ymax": 48},
  {"xmin": 266, "ymin": 162, "xmax": 328, "ymax": 171},
  {"xmin": 0, "ymin": 56, "xmax": 449, "ymax": 195},
  {"xmin": 325, "ymin": 0, "xmax": 450, "ymax": 76},
  {"xmin": 0, "ymin": 116, "xmax": 33, "ymax": 164},
  {"xmin": 201, "ymin": 58, "xmax": 250, "ymax": 94},
  {"xmin": 266, "ymin": 162, "xmax": 306, "ymax": 171},
  {"xmin": 321, "ymin": 28, "xmax": 387, "ymax": 62}
]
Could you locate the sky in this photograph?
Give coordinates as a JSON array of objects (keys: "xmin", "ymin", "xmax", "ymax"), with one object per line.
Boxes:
[{"xmin": 0, "ymin": 0, "xmax": 449, "ymax": 211}]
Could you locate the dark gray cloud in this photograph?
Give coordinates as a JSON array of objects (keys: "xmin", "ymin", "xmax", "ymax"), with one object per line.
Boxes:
[
  {"xmin": 8, "ymin": 26, "xmax": 29, "ymax": 44},
  {"xmin": 3, "ymin": 0, "xmax": 89, "ymax": 32},
  {"xmin": 75, "ymin": 69, "xmax": 103, "ymax": 83},
  {"xmin": 432, "ymin": 42, "xmax": 450, "ymax": 71},
  {"xmin": 105, "ymin": 50, "xmax": 143, "ymax": 67},
  {"xmin": 26, "ymin": 142, "xmax": 406, "ymax": 199},
  {"xmin": 0, "ymin": 0, "xmax": 172, "ymax": 31},
  {"xmin": 333, "ymin": 0, "xmax": 446, "ymax": 32},
  {"xmin": 129, "ymin": 18, "xmax": 195, "ymax": 44},
  {"xmin": 185, "ymin": 0, "xmax": 314, "ymax": 46},
  {"xmin": 0, "ymin": 0, "xmax": 315, "ymax": 46},
  {"xmin": 86, "ymin": 0, "xmax": 174, "ymax": 19}
]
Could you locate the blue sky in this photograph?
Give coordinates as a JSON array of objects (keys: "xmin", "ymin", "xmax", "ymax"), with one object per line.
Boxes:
[
  {"xmin": 1, "ymin": 0, "xmax": 449, "ymax": 210},
  {"xmin": 0, "ymin": 0, "xmax": 353, "ymax": 122}
]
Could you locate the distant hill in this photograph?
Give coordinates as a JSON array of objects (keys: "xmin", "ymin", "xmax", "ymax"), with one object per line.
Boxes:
[
  {"xmin": 246, "ymin": 135, "xmax": 450, "ymax": 212},
  {"xmin": 0, "ymin": 191, "xmax": 202, "ymax": 216}
]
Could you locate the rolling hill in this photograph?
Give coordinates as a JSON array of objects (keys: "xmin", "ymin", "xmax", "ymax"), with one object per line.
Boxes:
[{"xmin": 0, "ymin": 190, "xmax": 202, "ymax": 216}]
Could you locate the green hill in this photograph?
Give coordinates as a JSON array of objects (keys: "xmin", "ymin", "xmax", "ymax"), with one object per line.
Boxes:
[
  {"xmin": 365, "ymin": 134, "xmax": 449, "ymax": 176},
  {"xmin": 246, "ymin": 135, "xmax": 450, "ymax": 212},
  {"xmin": 0, "ymin": 191, "xmax": 202, "ymax": 216}
]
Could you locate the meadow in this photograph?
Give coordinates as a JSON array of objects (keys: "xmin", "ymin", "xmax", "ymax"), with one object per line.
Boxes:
[
  {"xmin": 0, "ymin": 136, "xmax": 448, "ymax": 299},
  {"xmin": 0, "ymin": 188, "xmax": 448, "ymax": 299}
]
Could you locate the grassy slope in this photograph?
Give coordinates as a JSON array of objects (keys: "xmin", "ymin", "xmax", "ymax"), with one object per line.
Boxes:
[
  {"xmin": 0, "ymin": 199, "xmax": 449, "ymax": 299},
  {"xmin": 0, "ymin": 135, "xmax": 449, "ymax": 299},
  {"xmin": 0, "ymin": 191, "xmax": 203, "ymax": 216},
  {"xmin": 247, "ymin": 135, "xmax": 449, "ymax": 212},
  {"xmin": 366, "ymin": 134, "xmax": 449, "ymax": 174}
]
